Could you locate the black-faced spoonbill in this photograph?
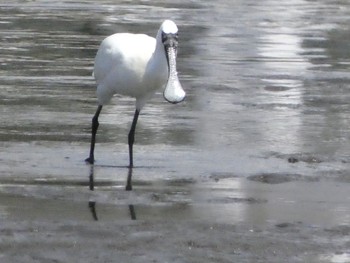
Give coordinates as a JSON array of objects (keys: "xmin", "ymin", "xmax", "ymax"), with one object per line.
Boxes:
[{"xmin": 85, "ymin": 20, "xmax": 186, "ymax": 168}]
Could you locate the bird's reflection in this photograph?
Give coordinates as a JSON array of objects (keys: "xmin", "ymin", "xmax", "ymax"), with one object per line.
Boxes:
[
  {"xmin": 88, "ymin": 164, "xmax": 136, "ymax": 221},
  {"xmin": 128, "ymin": 204, "xmax": 137, "ymax": 220},
  {"xmin": 88, "ymin": 201, "xmax": 98, "ymax": 221},
  {"xmin": 89, "ymin": 164, "xmax": 95, "ymax": 191}
]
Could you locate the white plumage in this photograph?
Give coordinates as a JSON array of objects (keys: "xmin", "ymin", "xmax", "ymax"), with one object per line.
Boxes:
[
  {"xmin": 94, "ymin": 33, "xmax": 163, "ymax": 108},
  {"xmin": 86, "ymin": 20, "xmax": 185, "ymax": 170}
]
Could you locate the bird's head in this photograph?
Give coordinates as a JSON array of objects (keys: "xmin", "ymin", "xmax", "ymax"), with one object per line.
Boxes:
[{"xmin": 159, "ymin": 20, "xmax": 185, "ymax": 104}]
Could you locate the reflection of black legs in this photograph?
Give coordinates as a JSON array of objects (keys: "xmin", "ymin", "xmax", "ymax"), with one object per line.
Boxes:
[
  {"xmin": 85, "ymin": 105, "xmax": 103, "ymax": 164},
  {"xmin": 89, "ymin": 201, "xmax": 98, "ymax": 221},
  {"xmin": 89, "ymin": 165, "xmax": 94, "ymax": 191},
  {"xmin": 88, "ymin": 165, "xmax": 136, "ymax": 221},
  {"xmin": 129, "ymin": 205, "xmax": 136, "ymax": 220},
  {"xmin": 128, "ymin": 109, "xmax": 140, "ymax": 168},
  {"xmin": 126, "ymin": 167, "xmax": 133, "ymax": 191},
  {"xmin": 126, "ymin": 168, "xmax": 136, "ymax": 219},
  {"xmin": 88, "ymin": 165, "xmax": 98, "ymax": 220}
]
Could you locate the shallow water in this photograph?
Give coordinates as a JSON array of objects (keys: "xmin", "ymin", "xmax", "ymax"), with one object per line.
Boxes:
[{"xmin": 1, "ymin": 0, "xmax": 350, "ymax": 255}]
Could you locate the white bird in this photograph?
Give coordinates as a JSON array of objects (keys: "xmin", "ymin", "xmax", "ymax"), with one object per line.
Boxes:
[{"xmin": 85, "ymin": 20, "xmax": 186, "ymax": 168}]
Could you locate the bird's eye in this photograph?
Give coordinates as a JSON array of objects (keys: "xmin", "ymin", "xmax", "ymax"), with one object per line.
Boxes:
[
  {"xmin": 162, "ymin": 32, "xmax": 178, "ymax": 43},
  {"xmin": 162, "ymin": 32, "xmax": 167, "ymax": 43}
]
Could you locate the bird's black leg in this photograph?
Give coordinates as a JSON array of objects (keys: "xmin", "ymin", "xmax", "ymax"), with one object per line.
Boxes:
[
  {"xmin": 85, "ymin": 105, "xmax": 103, "ymax": 164},
  {"xmin": 128, "ymin": 109, "xmax": 140, "ymax": 168},
  {"xmin": 125, "ymin": 167, "xmax": 133, "ymax": 191}
]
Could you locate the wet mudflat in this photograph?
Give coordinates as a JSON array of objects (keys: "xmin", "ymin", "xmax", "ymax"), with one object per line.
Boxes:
[{"xmin": 1, "ymin": 0, "xmax": 350, "ymax": 262}]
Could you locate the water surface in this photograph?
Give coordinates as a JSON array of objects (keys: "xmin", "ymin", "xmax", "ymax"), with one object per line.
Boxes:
[{"xmin": 0, "ymin": 0, "xmax": 350, "ymax": 227}]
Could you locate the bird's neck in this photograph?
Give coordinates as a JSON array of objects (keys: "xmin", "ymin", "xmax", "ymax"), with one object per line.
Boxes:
[{"xmin": 145, "ymin": 41, "xmax": 168, "ymax": 83}]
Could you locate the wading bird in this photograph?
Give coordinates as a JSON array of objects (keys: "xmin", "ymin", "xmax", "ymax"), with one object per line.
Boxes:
[{"xmin": 85, "ymin": 20, "xmax": 186, "ymax": 168}]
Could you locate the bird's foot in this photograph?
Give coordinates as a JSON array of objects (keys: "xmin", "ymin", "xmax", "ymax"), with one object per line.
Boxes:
[{"xmin": 85, "ymin": 157, "xmax": 94, "ymax": 164}]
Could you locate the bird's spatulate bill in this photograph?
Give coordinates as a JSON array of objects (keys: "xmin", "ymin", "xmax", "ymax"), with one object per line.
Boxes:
[{"xmin": 164, "ymin": 47, "xmax": 185, "ymax": 104}]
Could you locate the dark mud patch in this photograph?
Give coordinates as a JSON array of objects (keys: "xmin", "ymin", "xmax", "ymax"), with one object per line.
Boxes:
[
  {"xmin": 324, "ymin": 225, "xmax": 350, "ymax": 236},
  {"xmin": 209, "ymin": 172, "xmax": 240, "ymax": 182},
  {"xmin": 305, "ymin": 169, "xmax": 350, "ymax": 183},
  {"xmin": 269, "ymin": 152, "xmax": 325, "ymax": 164},
  {"xmin": 275, "ymin": 222, "xmax": 303, "ymax": 231},
  {"xmin": 287, "ymin": 155, "xmax": 323, "ymax": 164},
  {"xmin": 164, "ymin": 178, "xmax": 196, "ymax": 187},
  {"xmin": 285, "ymin": 153, "xmax": 350, "ymax": 165},
  {"xmin": 263, "ymin": 85, "xmax": 293, "ymax": 92},
  {"xmin": 207, "ymin": 196, "xmax": 267, "ymax": 204},
  {"xmin": 247, "ymin": 173, "xmax": 317, "ymax": 184}
]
